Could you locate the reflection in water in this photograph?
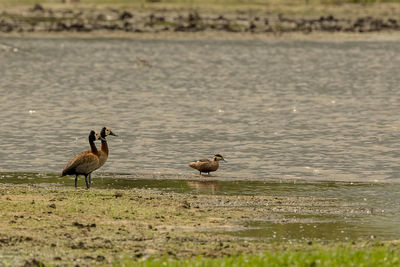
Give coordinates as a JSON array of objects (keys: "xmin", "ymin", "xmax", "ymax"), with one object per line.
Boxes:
[
  {"xmin": 187, "ymin": 180, "xmax": 220, "ymax": 194},
  {"xmin": 231, "ymin": 221, "xmax": 386, "ymax": 242}
]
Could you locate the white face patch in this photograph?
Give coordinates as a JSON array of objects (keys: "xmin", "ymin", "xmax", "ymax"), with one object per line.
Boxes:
[
  {"xmin": 106, "ymin": 127, "xmax": 111, "ymax": 136},
  {"xmin": 95, "ymin": 132, "xmax": 101, "ymax": 140}
]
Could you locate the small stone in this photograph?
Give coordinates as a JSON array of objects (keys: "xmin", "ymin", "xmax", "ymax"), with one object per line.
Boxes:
[
  {"xmin": 114, "ymin": 192, "xmax": 123, "ymax": 198},
  {"xmin": 96, "ymin": 255, "xmax": 105, "ymax": 261},
  {"xmin": 31, "ymin": 4, "xmax": 44, "ymax": 12},
  {"xmin": 182, "ymin": 200, "xmax": 190, "ymax": 209}
]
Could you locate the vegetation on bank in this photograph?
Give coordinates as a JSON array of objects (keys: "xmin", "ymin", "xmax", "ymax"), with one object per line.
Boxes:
[
  {"xmin": 128, "ymin": 245, "xmax": 400, "ymax": 267},
  {"xmin": 2, "ymin": 0, "xmax": 400, "ymax": 5}
]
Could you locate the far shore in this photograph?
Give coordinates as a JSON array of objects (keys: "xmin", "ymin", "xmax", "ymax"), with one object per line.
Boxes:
[{"xmin": 1, "ymin": 2, "xmax": 400, "ymax": 39}]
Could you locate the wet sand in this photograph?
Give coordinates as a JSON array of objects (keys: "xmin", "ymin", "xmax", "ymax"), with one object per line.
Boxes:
[{"xmin": 0, "ymin": 183, "xmax": 383, "ymax": 265}]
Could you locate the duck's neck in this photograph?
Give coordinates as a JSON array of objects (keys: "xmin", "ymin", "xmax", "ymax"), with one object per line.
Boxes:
[
  {"xmin": 100, "ymin": 139, "xmax": 109, "ymax": 155},
  {"xmin": 89, "ymin": 138, "xmax": 99, "ymax": 155}
]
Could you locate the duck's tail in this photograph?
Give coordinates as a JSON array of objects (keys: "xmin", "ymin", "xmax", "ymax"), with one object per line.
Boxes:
[
  {"xmin": 61, "ymin": 167, "xmax": 73, "ymax": 177},
  {"xmin": 188, "ymin": 161, "xmax": 198, "ymax": 169}
]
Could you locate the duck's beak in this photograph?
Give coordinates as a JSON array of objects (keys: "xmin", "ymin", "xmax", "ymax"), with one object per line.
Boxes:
[
  {"xmin": 222, "ymin": 158, "xmax": 227, "ymax": 163},
  {"xmin": 110, "ymin": 131, "xmax": 118, "ymax": 137}
]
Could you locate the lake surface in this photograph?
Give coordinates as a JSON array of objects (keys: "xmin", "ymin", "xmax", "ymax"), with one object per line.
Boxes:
[{"xmin": 1, "ymin": 37, "xmax": 400, "ymax": 182}]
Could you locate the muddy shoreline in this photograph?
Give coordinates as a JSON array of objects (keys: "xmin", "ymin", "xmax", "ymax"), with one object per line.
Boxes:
[
  {"xmin": 0, "ymin": 183, "xmax": 382, "ymax": 265},
  {"xmin": 1, "ymin": 4, "xmax": 400, "ymax": 36}
]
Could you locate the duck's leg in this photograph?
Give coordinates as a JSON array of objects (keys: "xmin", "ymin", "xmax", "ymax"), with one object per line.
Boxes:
[
  {"xmin": 74, "ymin": 175, "xmax": 78, "ymax": 188},
  {"xmin": 89, "ymin": 173, "xmax": 92, "ymax": 186},
  {"xmin": 85, "ymin": 174, "xmax": 90, "ymax": 189},
  {"xmin": 199, "ymin": 171, "xmax": 201, "ymax": 175}
]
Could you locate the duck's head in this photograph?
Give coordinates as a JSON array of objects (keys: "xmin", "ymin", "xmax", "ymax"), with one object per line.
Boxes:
[
  {"xmin": 214, "ymin": 154, "xmax": 227, "ymax": 162},
  {"xmin": 100, "ymin": 127, "xmax": 118, "ymax": 138},
  {"xmin": 89, "ymin": 130, "xmax": 105, "ymax": 142}
]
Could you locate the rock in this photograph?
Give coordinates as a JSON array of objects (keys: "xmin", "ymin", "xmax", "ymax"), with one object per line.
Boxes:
[
  {"xmin": 23, "ymin": 259, "xmax": 44, "ymax": 267},
  {"xmin": 120, "ymin": 11, "xmax": 133, "ymax": 20},
  {"xmin": 0, "ymin": 18, "xmax": 15, "ymax": 32},
  {"xmin": 31, "ymin": 4, "xmax": 45, "ymax": 12},
  {"xmin": 96, "ymin": 255, "xmax": 105, "ymax": 262},
  {"xmin": 96, "ymin": 14, "xmax": 107, "ymax": 21}
]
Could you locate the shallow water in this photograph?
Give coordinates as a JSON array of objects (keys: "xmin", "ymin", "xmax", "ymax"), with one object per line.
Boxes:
[
  {"xmin": 1, "ymin": 37, "xmax": 400, "ymax": 182},
  {"xmin": 2, "ymin": 172, "xmax": 400, "ymax": 242}
]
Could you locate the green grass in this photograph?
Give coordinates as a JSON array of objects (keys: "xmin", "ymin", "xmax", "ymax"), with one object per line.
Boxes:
[{"xmin": 117, "ymin": 245, "xmax": 400, "ymax": 266}]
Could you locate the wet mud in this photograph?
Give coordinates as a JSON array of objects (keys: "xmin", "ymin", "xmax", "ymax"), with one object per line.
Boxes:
[{"xmin": 0, "ymin": 181, "xmax": 391, "ymax": 265}]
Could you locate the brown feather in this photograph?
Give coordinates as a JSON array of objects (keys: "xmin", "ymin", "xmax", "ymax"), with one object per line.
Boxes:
[
  {"xmin": 61, "ymin": 130, "xmax": 100, "ymax": 177},
  {"xmin": 97, "ymin": 140, "xmax": 109, "ymax": 170},
  {"xmin": 61, "ymin": 150, "xmax": 100, "ymax": 176},
  {"xmin": 188, "ymin": 159, "xmax": 219, "ymax": 173}
]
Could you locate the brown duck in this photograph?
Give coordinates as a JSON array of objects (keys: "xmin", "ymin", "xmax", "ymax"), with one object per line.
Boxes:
[
  {"xmin": 61, "ymin": 130, "xmax": 104, "ymax": 189},
  {"xmin": 188, "ymin": 154, "xmax": 227, "ymax": 175},
  {"xmin": 88, "ymin": 126, "xmax": 118, "ymax": 186}
]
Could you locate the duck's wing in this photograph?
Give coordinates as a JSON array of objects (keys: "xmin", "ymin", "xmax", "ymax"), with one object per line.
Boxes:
[
  {"xmin": 189, "ymin": 158, "xmax": 212, "ymax": 170},
  {"xmin": 189, "ymin": 158, "xmax": 211, "ymax": 165},
  {"xmin": 62, "ymin": 150, "xmax": 99, "ymax": 176}
]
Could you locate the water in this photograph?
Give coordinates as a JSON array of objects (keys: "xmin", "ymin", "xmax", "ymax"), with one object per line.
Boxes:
[
  {"xmin": 1, "ymin": 37, "xmax": 400, "ymax": 182},
  {"xmin": 1, "ymin": 37, "xmax": 400, "ymax": 242}
]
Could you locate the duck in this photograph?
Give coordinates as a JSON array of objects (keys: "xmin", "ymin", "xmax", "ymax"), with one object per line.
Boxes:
[
  {"xmin": 188, "ymin": 154, "xmax": 227, "ymax": 175},
  {"xmin": 88, "ymin": 126, "xmax": 118, "ymax": 186},
  {"xmin": 61, "ymin": 130, "xmax": 104, "ymax": 189}
]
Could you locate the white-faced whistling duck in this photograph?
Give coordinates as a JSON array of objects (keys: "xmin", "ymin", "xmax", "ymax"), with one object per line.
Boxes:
[
  {"xmin": 61, "ymin": 130, "xmax": 104, "ymax": 189},
  {"xmin": 88, "ymin": 126, "xmax": 118, "ymax": 185},
  {"xmin": 188, "ymin": 154, "xmax": 227, "ymax": 175}
]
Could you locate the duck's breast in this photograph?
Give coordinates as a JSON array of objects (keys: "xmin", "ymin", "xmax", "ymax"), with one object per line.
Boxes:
[{"xmin": 98, "ymin": 150, "xmax": 108, "ymax": 168}]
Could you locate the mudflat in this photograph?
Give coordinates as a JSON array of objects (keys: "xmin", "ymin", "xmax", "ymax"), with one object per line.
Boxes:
[{"xmin": 0, "ymin": 183, "xmax": 379, "ymax": 265}]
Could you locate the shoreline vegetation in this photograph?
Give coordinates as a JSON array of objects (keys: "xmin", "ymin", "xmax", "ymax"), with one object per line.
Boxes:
[
  {"xmin": 0, "ymin": 1, "xmax": 400, "ymax": 38},
  {"xmin": 0, "ymin": 183, "xmax": 399, "ymax": 265}
]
